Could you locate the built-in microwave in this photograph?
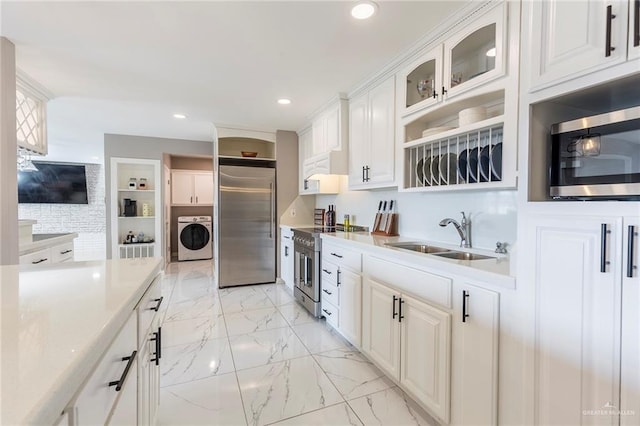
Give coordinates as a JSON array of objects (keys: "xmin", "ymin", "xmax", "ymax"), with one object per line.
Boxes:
[{"xmin": 550, "ymin": 105, "xmax": 640, "ymax": 200}]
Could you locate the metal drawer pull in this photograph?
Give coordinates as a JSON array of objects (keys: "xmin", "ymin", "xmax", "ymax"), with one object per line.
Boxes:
[
  {"xmin": 109, "ymin": 350, "xmax": 137, "ymax": 391},
  {"xmin": 150, "ymin": 327, "xmax": 162, "ymax": 365},
  {"xmin": 150, "ymin": 296, "xmax": 164, "ymax": 312},
  {"xmin": 605, "ymin": 5, "xmax": 616, "ymax": 57},
  {"xmin": 398, "ymin": 298, "xmax": 405, "ymax": 322},
  {"xmin": 322, "ymin": 268, "xmax": 332, "ymax": 274},
  {"xmin": 628, "ymin": 225, "xmax": 637, "ymax": 278},
  {"xmin": 601, "ymin": 224, "xmax": 611, "ymax": 273},
  {"xmin": 32, "ymin": 258, "xmax": 48, "ymax": 264},
  {"xmin": 330, "ymin": 252, "xmax": 343, "ymax": 258},
  {"xmin": 322, "ymin": 308, "xmax": 332, "ymax": 316},
  {"xmin": 337, "ymin": 269, "xmax": 341, "ymax": 287},
  {"xmin": 60, "ymin": 249, "xmax": 73, "ymax": 255},
  {"xmin": 462, "ymin": 290, "xmax": 470, "ymax": 323},
  {"xmin": 392, "ymin": 295, "xmax": 398, "ymax": 319},
  {"xmin": 323, "ymin": 289, "xmax": 333, "ymax": 295}
]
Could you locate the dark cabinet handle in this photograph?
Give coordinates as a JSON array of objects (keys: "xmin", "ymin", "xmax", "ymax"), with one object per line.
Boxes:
[
  {"xmin": 432, "ymin": 90, "xmax": 438, "ymax": 99},
  {"xmin": 606, "ymin": 5, "xmax": 616, "ymax": 57},
  {"xmin": 322, "ymin": 268, "xmax": 332, "ymax": 275},
  {"xmin": 441, "ymin": 86, "xmax": 447, "ymax": 96},
  {"xmin": 150, "ymin": 296, "xmax": 164, "ymax": 312},
  {"xmin": 365, "ymin": 166, "xmax": 371, "ymax": 182},
  {"xmin": 322, "ymin": 308, "xmax": 332, "ymax": 316},
  {"xmin": 634, "ymin": 0, "xmax": 639, "ymax": 47},
  {"xmin": 150, "ymin": 327, "xmax": 162, "ymax": 365},
  {"xmin": 462, "ymin": 290, "xmax": 470, "ymax": 323},
  {"xmin": 392, "ymin": 295, "xmax": 398, "ymax": 319},
  {"xmin": 60, "ymin": 249, "xmax": 73, "ymax": 254},
  {"xmin": 601, "ymin": 224, "xmax": 611, "ymax": 273},
  {"xmin": 337, "ymin": 269, "xmax": 341, "ymax": 287},
  {"xmin": 330, "ymin": 252, "xmax": 343, "ymax": 259},
  {"xmin": 285, "ymin": 246, "xmax": 289, "ymax": 257},
  {"xmin": 304, "ymin": 179, "xmax": 309, "ymax": 190},
  {"xmin": 109, "ymin": 350, "xmax": 137, "ymax": 391},
  {"xmin": 323, "ymin": 288, "xmax": 333, "ymax": 295},
  {"xmin": 362, "ymin": 166, "xmax": 366, "ymax": 182},
  {"xmin": 399, "ymin": 298, "xmax": 405, "ymax": 322},
  {"xmin": 31, "ymin": 258, "xmax": 48, "ymax": 264},
  {"xmin": 628, "ymin": 226, "xmax": 637, "ymax": 278}
]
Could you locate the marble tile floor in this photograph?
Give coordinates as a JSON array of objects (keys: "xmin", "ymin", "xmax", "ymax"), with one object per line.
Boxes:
[{"xmin": 157, "ymin": 260, "xmax": 437, "ymax": 426}]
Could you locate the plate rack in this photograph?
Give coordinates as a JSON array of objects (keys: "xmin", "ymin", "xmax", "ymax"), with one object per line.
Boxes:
[{"xmin": 405, "ymin": 124, "xmax": 503, "ymax": 189}]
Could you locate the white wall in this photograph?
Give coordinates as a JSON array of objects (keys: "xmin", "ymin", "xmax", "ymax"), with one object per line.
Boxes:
[
  {"xmin": 316, "ymin": 177, "xmax": 517, "ymax": 252},
  {"xmin": 18, "ymin": 163, "xmax": 106, "ymax": 260}
]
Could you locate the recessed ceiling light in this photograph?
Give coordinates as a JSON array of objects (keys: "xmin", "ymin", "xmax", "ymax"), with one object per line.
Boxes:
[
  {"xmin": 486, "ymin": 47, "xmax": 496, "ymax": 57},
  {"xmin": 173, "ymin": 113, "xmax": 187, "ymax": 119},
  {"xmin": 351, "ymin": 1, "xmax": 377, "ymax": 20},
  {"xmin": 277, "ymin": 98, "xmax": 291, "ymax": 105}
]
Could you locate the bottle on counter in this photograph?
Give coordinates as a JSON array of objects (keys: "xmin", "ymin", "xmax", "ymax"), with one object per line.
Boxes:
[
  {"xmin": 325, "ymin": 205, "xmax": 336, "ymax": 228},
  {"xmin": 344, "ymin": 214, "xmax": 350, "ymax": 231}
]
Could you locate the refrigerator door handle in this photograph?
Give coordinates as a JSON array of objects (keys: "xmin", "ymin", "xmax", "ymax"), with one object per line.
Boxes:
[{"xmin": 269, "ymin": 182, "xmax": 274, "ymax": 239}]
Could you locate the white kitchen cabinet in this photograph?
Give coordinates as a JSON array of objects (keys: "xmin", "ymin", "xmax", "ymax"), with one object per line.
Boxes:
[
  {"xmin": 19, "ymin": 247, "xmax": 52, "ymax": 266},
  {"xmin": 621, "ymin": 216, "xmax": 639, "ymax": 425},
  {"xmin": 137, "ymin": 277, "xmax": 162, "ymax": 426},
  {"xmin": 398, "ymin": 2, "xmax": 506, "ymax": 117},
  {"xmin": 110, "ymin": 157, "xmax": 162, "ymax": 260},
  {"xmin": 320, "ymin": 240, "xmax": 362, "ymax": 347},
  {"xmin": 171, "ymin": 170, "xmax": 214, "ymax": 206},
  {"xmin": 71, "ymin": 313, "xmax": 138, "ymax": 425},
  {"xmin": 451, "ymin": 282, "xmax": 499, "ymax": 426},
  {"xmin": 528, "ymin": 0, "xmax": 629, "ymax": 91},
  {"xmin": 532, "ymin": 214, "xmax": 623, "ymax": 425},
  {"xmin": 362, "ymin": 275, "xmax": 451, "ymax": 423},
  {"xmin": 311, "ymin": 100, "xmax": 346, "ymax": 157},
  {"xmin": 280, "ymin": 228, "xmax": 294, "ymax": 291},
  {"xmin": 349, "ymin": 75, "xmax": 396, "ymax": 189},
  {"xmin": 298, "ymin": 128, "xmax": 340, "ymax": 195},
  {"xmin": 107, "ymin": 356, "xmax": 138, "ymax": 426}
]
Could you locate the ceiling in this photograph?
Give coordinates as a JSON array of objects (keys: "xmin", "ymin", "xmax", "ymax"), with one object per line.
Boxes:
[{"xmin": 1, "ymin": 1, "xmax": 466, "ymax": 161}]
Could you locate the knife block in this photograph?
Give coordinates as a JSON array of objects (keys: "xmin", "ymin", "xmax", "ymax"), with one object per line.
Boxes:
[{"xmin": 371, "ymin": 213, "xmax": 398, "ymax": 236}]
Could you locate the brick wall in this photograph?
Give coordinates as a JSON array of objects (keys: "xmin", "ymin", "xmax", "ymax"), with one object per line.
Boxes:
[{"xmin": 19, "ymin": 163, "xmax": 106, "ymax": 260}]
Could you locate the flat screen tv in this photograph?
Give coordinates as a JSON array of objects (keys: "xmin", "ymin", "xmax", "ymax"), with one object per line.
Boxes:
[{"xmin": 18, "ymin": 161, "xmax": 89, "ymax": 204}]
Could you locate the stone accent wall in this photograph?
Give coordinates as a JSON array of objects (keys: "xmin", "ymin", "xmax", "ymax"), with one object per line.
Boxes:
[{"xmin": 18, "ymin": 163, "xmax": 106, "ymax": 260}]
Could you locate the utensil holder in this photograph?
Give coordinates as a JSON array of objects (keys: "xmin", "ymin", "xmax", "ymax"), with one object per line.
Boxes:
[{"xmin": 371, "ymin": 213, "xmax": 398, "ymax": 236}]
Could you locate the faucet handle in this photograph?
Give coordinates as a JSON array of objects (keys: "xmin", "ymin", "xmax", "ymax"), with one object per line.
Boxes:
[{"xmin": 460, "ymin": 211, "xmax": 467, "ymax": 223}]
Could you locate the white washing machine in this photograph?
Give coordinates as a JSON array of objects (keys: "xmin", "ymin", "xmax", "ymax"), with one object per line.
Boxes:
[{"xmin": 178, "ymin": 216, "xmax": 213, "ymax": 261}]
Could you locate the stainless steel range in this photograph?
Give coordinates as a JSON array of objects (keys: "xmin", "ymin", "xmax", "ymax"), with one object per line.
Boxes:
[{"xmin": 292, "ymin": 227, "xmax": 334, "ymax": 317}]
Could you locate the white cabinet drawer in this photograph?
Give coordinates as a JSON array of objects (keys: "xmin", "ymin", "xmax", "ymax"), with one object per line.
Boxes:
[
  {"xmin": 364, "ymin": 255, "xmax": 452, "ymax": 309},
  {"xmin": 52, "ymin": 242, "xmax": 74, "ymax": 263},
  {"xmin": 321, "ymin": 279, "xmax": 339, "ymax": 307},
  {"xmin": 322, "ymin": 242, "xmax": 362, "ymax": 272},
  {"xmin": 138, "ymin": 276, "xmax": 162, "ymax": 340},
  {"xmin": 72, "ymin": 313, "xmax": 137, "ymax": 425},
  {"xmin": 321, "ymin": 261, "xmax": 339, "ymax": 286},
  {"xmin": 322, "ymin": 300, "xmax": 339, "ymax": 328},
  {"xmin": 19, "ymin": 248, "xmax": 52, "ymax": 266}
]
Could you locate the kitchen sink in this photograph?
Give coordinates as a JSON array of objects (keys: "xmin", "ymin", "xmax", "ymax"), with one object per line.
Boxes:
[
  {"xmin": 432, "ymin": 251, "xmax": 496, "ymax": 261},
  {"xmin": 384, "ymin": 242, "xmax": 452, "ymax": 254}
]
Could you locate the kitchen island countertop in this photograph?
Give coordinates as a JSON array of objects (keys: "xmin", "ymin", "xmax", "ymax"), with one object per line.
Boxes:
[{"xmin": 0, "ymin": 257, "xmax": 162, "ymax": 425}]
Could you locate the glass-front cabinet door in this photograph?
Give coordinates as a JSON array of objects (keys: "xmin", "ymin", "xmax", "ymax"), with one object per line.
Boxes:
[
  {"xmin": 399, "ymin": 45, "xmax": 443, "ymax": 116},
  {"xmin": 443, "ymin": 2, "xmax": 506, "ymax": 99}
]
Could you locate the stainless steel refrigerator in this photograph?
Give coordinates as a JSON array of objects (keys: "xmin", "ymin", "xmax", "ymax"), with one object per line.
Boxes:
[{"xmin": 217, "ymin": 158, "xmax": 276, "ymax": 288}]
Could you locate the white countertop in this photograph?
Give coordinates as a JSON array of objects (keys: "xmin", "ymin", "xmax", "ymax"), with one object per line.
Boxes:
[
  {"xmin": 19, "ymin": 233, "xmax": 78, "ymax": 255},
  {"xmin": 321, "ymin": 232, "xmax": 515, "ymax": 289},
  {"xmin": 0, "ymin": 257, "xmax": 162, "ymax": 425}
]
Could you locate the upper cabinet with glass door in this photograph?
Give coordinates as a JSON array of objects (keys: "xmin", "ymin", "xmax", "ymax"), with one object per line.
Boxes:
[{"xmin": 399, "ymin": 3, "xmax": 506, "ymax": 118}]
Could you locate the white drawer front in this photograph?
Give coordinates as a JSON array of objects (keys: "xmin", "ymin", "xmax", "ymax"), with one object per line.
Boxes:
[
  {"xmin": 73, "ymin": 313, "xmax": 137, "ymax": 426},
  {"xmin": 322, "ymin": 242, "xmax": 362, "ymax": 272},
  {"xmin": 19, "ymin": 248, "xmax": 52, "ymax": 266},
  {"xmin": 138, "ymin": 276, "xmax": 162, "ymax": 342},
  {"xmin": 321, "ymin": 261, "xmax": 339, "ymax": 286},
  {"xmin": 321, "ymin": 279, "xmax": 339, "ymax": 307},
  {"xmin": 52, "ymin": 242, "xmax": 74, "ymax": 263},
  {"xmin": 364, "ymin": 255, "xmax": 452, "ymax": 309},
  {"xmin": 321, "ymin": 300, "xmax": 339, "ymax": 328}
]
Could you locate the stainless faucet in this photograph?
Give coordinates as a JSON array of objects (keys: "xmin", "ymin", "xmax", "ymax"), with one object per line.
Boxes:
[{"xmin": 439, "ymin": 211, "xmax": 471, "ymax": 248}]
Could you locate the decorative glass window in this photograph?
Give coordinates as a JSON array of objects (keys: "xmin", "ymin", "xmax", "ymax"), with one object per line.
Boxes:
[{"xmin": 16, "ymin": 74, "xmax": 48, "ymax": 155}]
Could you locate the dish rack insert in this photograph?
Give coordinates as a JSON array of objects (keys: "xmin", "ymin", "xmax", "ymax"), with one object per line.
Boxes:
[{"xmin": 405, "ymin": 124, "xmax": 503, "ymax": 189}]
